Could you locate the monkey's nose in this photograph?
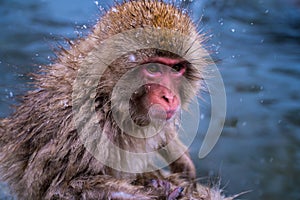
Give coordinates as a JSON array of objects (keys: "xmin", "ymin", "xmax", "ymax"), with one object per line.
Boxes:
[{"xmin": 162, "ymin": 94, "xmax": 174, "ymax": 104}]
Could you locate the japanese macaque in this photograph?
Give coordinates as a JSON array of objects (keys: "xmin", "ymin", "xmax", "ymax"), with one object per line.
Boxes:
[{"xmin": 0, "ymin": 1, "xmax": 232, "ymax": 199}]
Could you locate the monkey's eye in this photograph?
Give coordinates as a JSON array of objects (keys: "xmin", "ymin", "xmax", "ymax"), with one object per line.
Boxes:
[
  {"xmin": 171, "ymin": 63, "xmax": 186, "ymax": 74},
  {"xmin": 145, "ymin": 64, "xmax": 161, "ymax": 74}
]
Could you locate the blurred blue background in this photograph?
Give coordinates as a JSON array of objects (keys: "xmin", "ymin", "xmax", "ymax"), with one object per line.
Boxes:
[{"xmin": 0, "ymin": 0, "xmax": 299, "ymax": 199}]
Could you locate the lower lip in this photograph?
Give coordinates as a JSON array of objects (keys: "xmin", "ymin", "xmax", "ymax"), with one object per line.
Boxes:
[
  {"xmin": 166, "ymin": 110, "xmax": 176, "ymax": 120},
  {"xmin": 149, "ymin": 109, "xmax": 176, "ymax": 120}
]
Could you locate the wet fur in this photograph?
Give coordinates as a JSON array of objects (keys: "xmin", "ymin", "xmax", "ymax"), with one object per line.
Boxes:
[{"xmin": 0, "ymin": 1, "xmax": 232, "ymax": 199}]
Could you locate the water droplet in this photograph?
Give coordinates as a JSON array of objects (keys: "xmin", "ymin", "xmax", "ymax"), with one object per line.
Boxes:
[
  {"xmin": 218, "ymin": 18, "xmax": 224, "ymax": 26},
  {"xmin": 98, "ymin": 6, "xmax": 104, "ymax": 12},
  {"xmin": 61, "ymin": 100, "xmax": 69, "ymax": 108},
  {"xmin": 129, "ymin": 54, "xmax": 136, "ymax": 62},
  {"xmin": 111, "ymin": 7, "xmax": 118, "ymax": 12},
  {"xmin": 200, "ymin": 114, "xmax": 205, "ymax": 120},
  {"xmin": 260, "ymin": 86, "xmax": 264, "ymax": 90},
  {"xmin": 231, "ymin": 28, "xmax": 235, "ymax": 33}
]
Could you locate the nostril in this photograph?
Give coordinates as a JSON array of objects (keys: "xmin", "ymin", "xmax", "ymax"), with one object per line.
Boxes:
[
  {"xmin": 162, "ymin": 96, "xmax": 170, "ymax": 103},
  {"xmin": 162, "ymin": 94, "xmax": 175, "ymax": 104}
]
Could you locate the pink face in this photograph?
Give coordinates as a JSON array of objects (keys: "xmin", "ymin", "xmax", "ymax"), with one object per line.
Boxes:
[{"xmin": 140, "ymin": 57, "xmax": 187, "ymax": 120}]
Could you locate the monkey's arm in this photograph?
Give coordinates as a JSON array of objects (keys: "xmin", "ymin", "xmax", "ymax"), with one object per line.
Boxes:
[
  {"xmin": 45, "ymin": 175, "xmax": 182, "ymax": 200},
  {"xmin": 159, "ymin": 138, "xmax": 196, "ymax": 179},
  {"xmin": 45, "ymin": 175, "xmax": 152, "ymax": 200}
]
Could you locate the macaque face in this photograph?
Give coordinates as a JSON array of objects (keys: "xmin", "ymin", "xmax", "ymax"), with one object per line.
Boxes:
[{"xmin": 130, "ymin": 57, "xmax": 187, "ymax": 122}]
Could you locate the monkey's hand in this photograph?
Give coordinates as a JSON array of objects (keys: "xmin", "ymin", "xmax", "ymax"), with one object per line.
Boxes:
[{"xmin": 149, "ymin": 179, "xmax": 184, "ymax": 200}]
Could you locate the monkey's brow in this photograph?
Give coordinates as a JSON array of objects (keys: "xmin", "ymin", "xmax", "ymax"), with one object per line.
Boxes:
[{"xmin": 142, "ymin": 57, "xmax": 188, "ymax": 66}]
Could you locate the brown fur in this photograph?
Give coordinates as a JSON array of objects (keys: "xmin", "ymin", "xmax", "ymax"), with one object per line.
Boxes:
[{"xmin": 0, "ymin": 1, "xmax": 232, "ymax": 199}]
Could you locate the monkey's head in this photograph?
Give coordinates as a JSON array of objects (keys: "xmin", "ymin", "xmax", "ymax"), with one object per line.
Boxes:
[{"xmin": 74, "ymin": 1, "xmax": 208, "ymax": 135}]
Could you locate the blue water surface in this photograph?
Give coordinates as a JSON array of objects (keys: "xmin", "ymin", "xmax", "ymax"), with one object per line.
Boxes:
[{"xmin": 0, "ymin": 0, "xmax": 299, "ymax": 199}]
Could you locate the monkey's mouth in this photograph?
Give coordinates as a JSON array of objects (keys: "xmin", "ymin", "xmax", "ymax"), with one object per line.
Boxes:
[
  {"xmin": 149, "ymin": 107, "xmax": 176, "ymax": 120},
  {"xmin": 166, "ymin": 110, "xmax": 176, "ymax": 120}
]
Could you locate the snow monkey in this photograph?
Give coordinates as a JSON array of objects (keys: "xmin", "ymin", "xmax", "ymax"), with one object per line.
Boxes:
[{"xmin": 0, "ymin": 1, "xmax": 232, "ymax": 199}]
